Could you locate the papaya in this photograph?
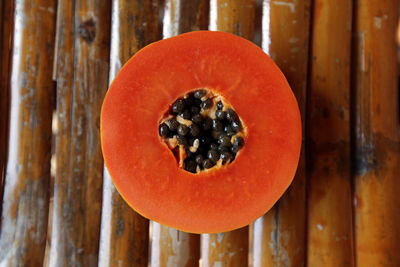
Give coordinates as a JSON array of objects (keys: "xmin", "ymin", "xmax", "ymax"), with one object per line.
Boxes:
[{"xmin": 101, "ymin": 31, "xmax": 301, "ymax": 233}]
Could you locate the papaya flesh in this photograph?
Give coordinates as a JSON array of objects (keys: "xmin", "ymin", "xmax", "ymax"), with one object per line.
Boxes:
[{"xmin": 101, "ymin": 31, "xmax": 301, "ymax": 233}]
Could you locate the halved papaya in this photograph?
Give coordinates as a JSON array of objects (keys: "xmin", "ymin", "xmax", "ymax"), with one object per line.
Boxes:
[{"xmin": 101, "ymin": 31, "xmax": 301, "ymax": 233}]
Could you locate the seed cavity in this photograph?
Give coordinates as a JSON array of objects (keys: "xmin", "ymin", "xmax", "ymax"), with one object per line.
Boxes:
[{"xmin": 159, "ymin": 89, "xmax": 246, "ymax": 174}]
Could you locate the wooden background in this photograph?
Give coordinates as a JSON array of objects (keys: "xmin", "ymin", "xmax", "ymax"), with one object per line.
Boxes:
[{"xmin": 0, "ymin": 0, "xmax": 399, "ymax": 266}]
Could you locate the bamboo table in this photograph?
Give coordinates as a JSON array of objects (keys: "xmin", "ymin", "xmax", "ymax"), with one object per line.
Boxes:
[{"xmin": 0, "ymin": 0, "xmax": 399, "ymax": 266}]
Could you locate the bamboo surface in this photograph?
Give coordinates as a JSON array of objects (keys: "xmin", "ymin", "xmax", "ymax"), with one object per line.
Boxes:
[
  {"xmin": 48, "ymin": 0, "xmax": 111, "ymax": 266},
  {"xmin": 150, "ymin": 222, "xmax": 201, "ymax": 267},
  {"xmin": 98, "ymin": 1, "xmax": 161, "ymax": 266},
  {"xmin": 0, "ymin": 0, "xmax": 14, "ymax": 208},
  {"xmin": 0, "ymin": 0, "xmax": 399, "ymax": 266},
  {"xmin": 209, "ymin": 0, "xmax": 256, "ymax": 40},
  {"xmin": 249, "ymin": 0, "xmax": 310, "ymax": 266},
  {"xmin": 201, "ymin": 227, "xmax": 248, "ymax": 266},
  {"xmin": 0, "ymin": 0, "xmax": 56, "ymax": 265},
  {"xmin": 353, "ymin": 0, "xmax": 400, "ymax": 266},
  {"xmin": 307, "ymin": 0, "xmax": 354, "ymax": 266}
]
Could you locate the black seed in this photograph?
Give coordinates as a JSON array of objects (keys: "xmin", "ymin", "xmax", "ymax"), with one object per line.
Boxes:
[
  {"xmin": 176, "ymin": 135, "xmax": 187, "ymax": 146},
  {"xmin": 184, "ymin": 160, "xmax": 197, "ymax": 173},
  {"xmin": 226, "ymin": 109, "xmax": 238, "ymax": 121},
  {"xmin": 217, "ymin": 132, "xmax": 227, "ymax": 139},
  {"xmin": 159, "ymin": 123, "xmax": 170, "ymax": 137},
  {"xmin": 195, "ymin": 154, "xmax": 204, "ymax": 165},
  {"xmin": 231, "ymin": 120, "xmax": 242, "ymax": 132},
  {"xmin": 231, "ymin": 145, "xmax": 240, "ymax": 153},
  {"xmin": 218, "ymin": 145, "xmax": 230, "ymax": 153},
  {"xmin": 200, "ymin": 136, "xmax": 211, "ymax": 146},
  {"xmin": 200, "ymin": 98, "xmax": 212, "ymax": 110},
  {"xmin": 215, "ymin": 110, "xmax": 226, "ymax": 120},
  {"xmin": 202, "ymin": 159, "xmax": 215, "ymax": 169},
  {"xmin": 224, "ymin": 125, "xmax": 236, "ymax": 136},
  {"xmin": 190, "ymin": 106, "xmax": 201, "ymax": 114},
  {"xmin": 168, "ymin": 118, "xmax": 179, "ymax": 131},
  {"xmin": 192, "ymin": 114, "xmax": 203, "ymax": 124},
  {"xmin": 210, "ymin": 143, "xmax": 218, "ymax": 150},
  {"xmin": 186, "ymin": 149, "xmax": 194, "ymax": 158},
  {"xmin": 194, "ymin": 89, "xmax": 206, "ymax": 99},
  {"xmin": 220, "ymin": 151, "xmax": 233, "ymax": 162},
  {"xmin": 196, "ymin": 146, "xmax": 207, "ymax": 155},
  {"xmin": 224, "ymin": 124, "xmax": 233, "ymax": 133},
  {"xmin": 202, "ymin": 118, "xmax": 213, "ymax": 131},
  {"xmin": 218, "ymin": 136, "xmax": 231, "ymax": 146},
  {"xmin": 212, "ymin": 119, "xmax": 223, "ymax": 131},
  {"xmin": 179, "ymin": 110, "xmax": 191, "ymax": 120},
  {"xmin": 187, "ymin": 138, "xmax": 196, "ymax": 146},
  {"xmin": 172, "ymin": 99, "xmax": 185, "ymax": 114},
  {"xmin": 233, "ymin": 136, "xmax": 244, "ymax": 148},
  {"xmin": 211, "ymin": 130, "xmax": 223, "ymax": 139},
  {"xmin": 208, "ymin": 150, "xmax": 220, "ymax": 163},
  {"xmin": 184, "ymin": 96, "xmax": 195, "ymax": 106},
  {"xmin": 227, "ymin": 131, "xmax": 236, "ymax": 137},
  {"xmin": 194, "ymin": 98, "xmax": 202, "ymax": 106},
  {"xmin": 217, "ymin": 101, "xmax": 224, "ymax": 110},
  {"xmin": 189, "ymin": 124, "xmax": 200, "ymax": 137},
  {"xmin": 226, "ymin": 132, "xmax": 236, "ymax": 137},
  {"xmin": 177, "ymin": 124, "xmax": 189, "ymax": 136}
]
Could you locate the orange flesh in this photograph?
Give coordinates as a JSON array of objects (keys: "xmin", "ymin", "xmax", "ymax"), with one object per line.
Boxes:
[{"xmin": 101, "ymin": 31, "xmax": 301, "ymax": 233}]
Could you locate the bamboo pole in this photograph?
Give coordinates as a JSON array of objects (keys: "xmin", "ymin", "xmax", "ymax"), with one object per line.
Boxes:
[
  {"xmin": 201, "ymin": 1, "xmax": 256, "ymax": 266},
  {"xmin": 48, "ymin": 0, "xmax": 111, "ymax": 266},
  {"xmin": 0, "ymin": 0, "xmax": 56, "ymax": 265},
  {"xmin": 201, "ymin": 227, "xmax": 248, "ymax": 266},
  {"xmin": 352, "ymin": 1, "xmax": 400, "ymax": 266},
  {"xmin": 249, "ymin": 0, "xmax": 311, "ymax": 266},
  {"xmin": 307, "ymin": 0, "xmax": 354, "ymax": 266},
  {"xmin": 0, "ymin": 0, "xmax": 14, "ymax": 211},
  {"xmin": 209, "ymin": 0, "xmax": 256, "ymax": 40},
  {"xmin": 149, "ymin": 1, "xmax": 208, "ymax": 266},
  {"xmin": 150, "ymin": 222, "xmax": 201, "ymax": 267},
  {"xmin": 98, "ymin": 1, "xmax": 161, "ymax": 266}
]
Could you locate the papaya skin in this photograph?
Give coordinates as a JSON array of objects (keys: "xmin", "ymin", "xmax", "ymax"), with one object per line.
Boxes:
[{"xmin": 101, "ymin": 31, "xmax": 301, "ymax": 233}]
